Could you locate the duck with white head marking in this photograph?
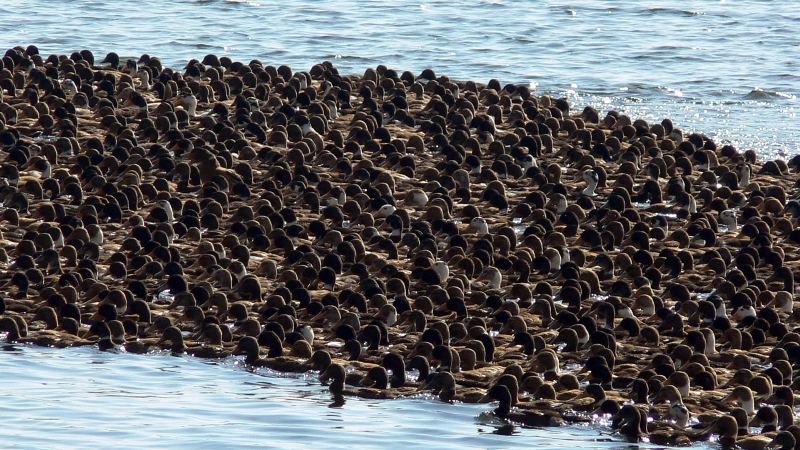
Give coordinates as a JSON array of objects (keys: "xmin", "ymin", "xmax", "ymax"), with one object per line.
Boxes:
[
  {"xmin": 296, "ymin": 115, "xmax": 314, "ymax": 136},
  {"xmin": 137, "ymin": 68, "xmax": 151, "ymax": 90},
  {"xmin": 669, "ymin": 402, "xmax": 690, "ymax": 428},
  {"xmin": 686, "ymin": 194, "xmax": 697, "ymax": 214},
  {"xmin": 294, "ymin": 74, "xmax": 308, "ymax": 91},
  {"xmin": 520, "ymin": 154, "xmax": 537, "ymax": 170},
  {"xmin": 320, "ymin": 80, "xmax": 333, "ymax": 99},
  {"xmin": 699, "ymin": 328, "xmax": 716, "ymax": 355},
  {"xmin": 675, "ymin": 191, "xmax": 697, "ymax": 214},
  {"xmin": 23, "ymin": 156, "xmax": 52, "ymax": 179},
  {"xmin": 176, "ymin": 89, "xmax": 198, "ymax": 117},
  {"xmin": 542, "ymin": 248, "xmax": 562, "ymax": 272},
  {"xmin": 721, "ymin": 386, "xmax": 756, "ymax": 416},
  {"xmin": 768, "ymin": 291, "xmax": 794, "ymax": 314},
  {"xmin": 581, "ymin": 168, "xmax": 599, "ymax": 197},
  {"xmin": 228, "ymin": 260, "xmax": 247, "ymax": 282},
  {"xmin": 719, "ymin": 209, "xmax": 737, "ymax": 230},
  {"xmin": 732, "ymin": 303, "xmax": 756, "ymax": 322},
  {"xmin": 469, "ymin": 217, "xmax": 489, "ymax": 235},
  {"xmin": 156, "ymin": 199, "xmax": 175, "ymax": 223},
  {"xmin": 324, "ymin": 186, "xmax": 346, "ymax": 207},
  {"xmin": 558, "ymin": 246, "xmax": 570, "ymax": 265},
  {"xmin": 125, "ymin": 59, "xmax": 138, "ymax": 76},
  {"xmin": 404, "ymin": 189, "xmax": 429, "ymax": 208},
  {"xmin": 383, "ymin": 214, "xmax": 403, "ymax": 239},
  {"xmin": 465, "ymin": 155, "xmax": 482, "ymax": 175},
  {"xmin": 377, "ymin": 304, "xmax": 398, "ymax": 327},
  {"xmin": 60, "ymin": 79, "xmax": 78, "ymax": 97},
  {"xmin": 736, "ymin": 163, "xmax": 751, "ymax": 188},
  {"xmin": 784, "ymin": 200, "xmax": 800, "ymax": 223},
  {"xmin": 86, "ymin": 224, "xmax": 104, "ymax": 245},
  {"xmin": 432, "ymin": 261, "xmax": 449, "ymax": 283},
  {"xmin": 376, "ymin": 204, "xmax": 396, "ymax": 218},
  {"xmin": 296, "ymin": 324, "xmax": 314, "ymax": 345},
  {"xmin": 478, "ymin": 266, "xmax": 502, "ymax": 290},
  {"xmin": 547, "ymin": 193, "xmax": 568, "ymax": 214},
  {"xmin": 325, "ymin": 99, "xmax": 339, "ymax": 120}
]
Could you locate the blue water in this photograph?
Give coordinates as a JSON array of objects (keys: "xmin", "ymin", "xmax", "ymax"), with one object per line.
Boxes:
[
  {"xmin": 0, "ymin": 0, "xmax": 790, "ymax": 447},
  {"xmin": 2, "ymin": 0, "xmax": 798, "ymax": 159},
  {"xmin": 0, "ymin": 345, "xmax": 679, "ymax": 450}
]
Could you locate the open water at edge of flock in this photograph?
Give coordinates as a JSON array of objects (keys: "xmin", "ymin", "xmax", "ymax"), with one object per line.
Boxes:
[{"xmin": 0, "ymin": 345, "xmax": 708, "ymax": 449}]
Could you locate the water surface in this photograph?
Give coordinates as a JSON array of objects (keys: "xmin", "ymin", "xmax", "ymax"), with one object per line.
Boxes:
[
  {"xmin": 2, "ymin": 0, "xmax": 798, "ymax": 158},
  {"xmin": 0, "ymin": 345, "xmax": 688, "ymax": 449}
]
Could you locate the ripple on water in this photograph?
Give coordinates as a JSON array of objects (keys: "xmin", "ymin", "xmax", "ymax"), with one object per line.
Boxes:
[
  {"xmin": 0, "ymin": 345, "xmax": 709, "ymax": 449},
  {"xmin": 3, "ymin": 0, "xmax": 798, "ymax": 159}
]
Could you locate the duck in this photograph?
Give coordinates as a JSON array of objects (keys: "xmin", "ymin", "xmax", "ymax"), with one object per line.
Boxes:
[
  {"xmin": 319, "ymin": 363, "xmax": 393, "ymax": 400},
  {"xmin": 699, "ymin": 415, "xmax": 796, "ymax": 450},
  {"xmin": 480, "ymin": 384, "xmax": 562, "ymax": 427},
  {"xmin": 359, "ymin": 365, "xmax": 418, "ymax": 397},
  {"xmin": 159, "ymin": 326, "xmax": 230, "ymax": 358},
  {"xmin": 422, "ymin": 371, "xmax": 489, "ymax": 403},
  {"xmin": 721, "ymin": 386, "xmax": 756, "ymax": 416},
  {"xmin": 580, "ymin": 168, "xmax": 599, "ymax": 197},
  {"xmin": 232, "ymin": 335, "xmax": 308, "ymax": 372}
]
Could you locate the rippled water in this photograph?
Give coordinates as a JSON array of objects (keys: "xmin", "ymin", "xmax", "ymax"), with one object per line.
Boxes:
[
  {"xmin": 3, "ymin": 0, "xmax": 798, "ymax": 159},
  {"xmin": 0, "ymin": 345, "xmax": 687, "ymax": 449}
]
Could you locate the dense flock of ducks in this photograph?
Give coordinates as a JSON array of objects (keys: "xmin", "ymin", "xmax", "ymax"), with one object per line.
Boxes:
[{"xmin": 2, "ymin": 45, "xmax": 800, "ymax": 448}]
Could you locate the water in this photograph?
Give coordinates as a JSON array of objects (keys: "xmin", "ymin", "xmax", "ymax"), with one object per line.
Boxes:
[
  {"xmin": 0, "ymin": 1, "xmax": 783, "ymax": 447},
  {"xmin": 2, "ymin": 0, "xmax": 798, "ymax": 159},
  {"xmin": 1, "ymin": 344, "xmax": 674, "ymax": 450}
]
